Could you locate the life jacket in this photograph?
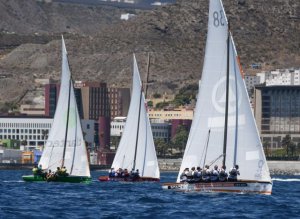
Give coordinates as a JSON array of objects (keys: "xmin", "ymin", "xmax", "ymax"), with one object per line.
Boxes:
[
  {"xmin": 230, "ymin": 168, "xmax": 237, "ymax": 176},
  {"xmin": 32, "ymin": 167, "xmax": 38, "ymax": 174}
]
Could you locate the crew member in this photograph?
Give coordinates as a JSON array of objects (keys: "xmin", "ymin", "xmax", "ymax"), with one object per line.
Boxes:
[
  {"xmin": 219, "ymin": 165, "xmax": 228, "ymax": 182},
  {"xmin": 202, "ymin": 165, "xmax": 211, "ymax": 182},
  {"xmin": 228, "ymin": 164, "xmax": 240, "ymax": 182},
  {"xmin": 210, "ymin": 165, "xmax": 219, "ymax": 182}
]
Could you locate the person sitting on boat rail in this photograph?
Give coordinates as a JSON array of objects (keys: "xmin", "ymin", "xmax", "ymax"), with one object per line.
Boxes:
[
  {"xmin": 122, "ymin": 169, "xmax": 129, "ymax": 178},
  {"xmin": 180, "ymin": 168, "xmax": 189, "ymax": 182},
  {"xmin": 202, "ymin": 165, "xmax": 211, "ymax": 182},
  {"xmin": 193, "ymin": 167, "xmax": 202, "ymax": 182},
  {"xmin": 219, "ymin": 165, "xmax": 228, "ymax": 182},
  {"xmin": 186, "ymin": 167, "xmax": 194, "ymax": 180},
  {"xmin": 210, "ymin": 165, "xmax": 219, "ymax": 182},
  {"xmin": 46, "ymin": 169, "xmax": 54, "ymax": 180},
  {"xmin": 61, "ymin": 166, "xmax": 68, "ymax": 176},
  {"xmin": 32, "ymin": 164, "xmax": 38, "ymax": 176},
  {"xmin": 109, "ymin": 168, "xmax": 115, "ymax": 177},
  {"xmin": 130, "ymin": 169, "xmax": 140, "ymax": 180},
  {"xmin": 228, "ymin": 165, "xmax": 240, "ymax": 182},
  {"xmin": 55, "ymin": 167, "xmax": 62, "ymax": 177},
  {"xmin": 116, "ymin": 168, "xmax": 124, "ymax": 177}
]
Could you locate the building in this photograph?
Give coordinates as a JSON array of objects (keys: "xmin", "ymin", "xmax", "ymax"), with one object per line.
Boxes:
[
  {"xmin": 108, "ymin": 87, "xmax": 130, "ymax": 119},
  {"xmin": 254, "ymin": 85, "xmax": 300, "ymax": 149},
  {"xmin": 75, "ymin": 81, "xmax": 110, "ymax": 120},
  {"xmin": 244, "ymin": 74, "xmax": 264, "ymax": 94},
  {"xmin": 20, "ymin": 104, "xmax": 45, "ymax": 116},
  {"xmin": 44, "ymin": 81, "xmax": 130, "ymax": 148},
  {"xmin": 0, "ymin": 117, "xmax": 94, "ymax": 150},
  {"xmin": 148, "ymin": 107, "xmax": 194, "ymax": 120},
  {"xmin": 45, "ymin": 83, "xmax": 60, "ymax": 117},
  {"xmin": 120, "ymin": 13, "xmax": 136, "ymax": 20},
  {"xmin": 111, "ymin": 117, "xmax": 171, "ymax": 142},
  {"xmin": 0, "ymin": 148, "xmax": 22, "ymax": 163},
  {"xmin": 265, "ymin": 69, "xmax": 300, "ymax": 86}
]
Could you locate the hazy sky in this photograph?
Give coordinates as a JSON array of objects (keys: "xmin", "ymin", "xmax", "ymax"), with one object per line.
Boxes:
[{"xmin": 56, "ymin": 0, "xmax": 176, "ymax": 8}]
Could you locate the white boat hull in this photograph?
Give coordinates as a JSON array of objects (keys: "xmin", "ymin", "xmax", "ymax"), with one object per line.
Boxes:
[{"xmin": 162, "ymin": 180, "xmax": 272, "ymax": 195}]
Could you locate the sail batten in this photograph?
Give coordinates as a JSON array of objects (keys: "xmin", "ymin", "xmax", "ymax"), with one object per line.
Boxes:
[
  {"xmin": 38, "ymin": 37, "xmax": 90, "ymax": 177},
  {"xmin": 111, "ymin": 55, "xmax": 159, "ymax": 179},
  {"xmin": 177, "ymin": 0, "xmax": 270, "ymax": 183}
]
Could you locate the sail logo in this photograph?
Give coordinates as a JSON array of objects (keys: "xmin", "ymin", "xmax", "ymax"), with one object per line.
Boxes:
[{"xmin": 212, "ymin": 76, "xmax": 242, "ymax": 114}]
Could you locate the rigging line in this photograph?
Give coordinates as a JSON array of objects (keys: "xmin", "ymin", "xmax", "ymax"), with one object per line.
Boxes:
[
  {"xmin": 222, "ymin": 20, "xmax": 230, "ymax": 167},
  {"xmin": 202, "ymin": 129, "xmax": 211, "ymax": 170},
  {"xmin": 208, "ymin": 154, "xmax": 224, "ymax": 167},
  {"xmin": 133, "ymin": 85, "xmax": 143, "ymax": 171},
  {"xmin": 46, "ymin": 140, "xmax": 56, "ymax": 170}
]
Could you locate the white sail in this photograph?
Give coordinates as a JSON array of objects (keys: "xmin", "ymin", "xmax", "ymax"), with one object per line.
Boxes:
[
  {"xmin": 177, "ymin": 0, "xmax": 270, "ymax": 182},
  {"xmin": 111, "ymin": 54, "xmax": 160, "ymax": 179},
  {"xmin": 39, "ymin": 37, "xmax": 90, "ymax": 177}
]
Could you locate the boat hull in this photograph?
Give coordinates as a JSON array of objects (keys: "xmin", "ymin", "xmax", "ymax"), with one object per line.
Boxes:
[
  {"xmin": 22, "ymin": 175, "xmax": 91, "ymax": 183},
  {"xmin": 162, "ymin": 180, "xmax": 272, "ymax": 195},
  {"xmin": 99, "ymin": 176, "xmax": 159, "ymax": 182}
]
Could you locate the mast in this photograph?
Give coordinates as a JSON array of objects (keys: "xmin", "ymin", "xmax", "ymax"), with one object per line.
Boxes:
[
  {"xmin": 222, "ymin": 21, "xmax": 230, "ymax": 167},
  {"xmin": 145, "ymin": 53, "xmax": 150, "ymax": 98}
]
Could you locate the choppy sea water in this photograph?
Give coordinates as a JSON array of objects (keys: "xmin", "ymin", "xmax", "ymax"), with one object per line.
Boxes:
[{"xmin": 0, "ymin": 170, "xmax": 299, "ymax": 218}]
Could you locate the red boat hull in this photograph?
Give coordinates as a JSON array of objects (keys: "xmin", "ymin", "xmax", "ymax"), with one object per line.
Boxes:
[{"xmin": 99, "ymin": 176, "xmax": 159, "ymax": 182}]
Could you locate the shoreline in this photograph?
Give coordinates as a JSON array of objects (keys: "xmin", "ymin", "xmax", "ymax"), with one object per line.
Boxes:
[{"xmin": 1, "ymin": 160, "xmax": 300, "ymax": 175}]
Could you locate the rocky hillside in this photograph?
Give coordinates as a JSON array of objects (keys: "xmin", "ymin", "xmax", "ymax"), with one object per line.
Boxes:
[{"xmin": 0, "ymin": 0, "xmax": 299, "ymax": 103}]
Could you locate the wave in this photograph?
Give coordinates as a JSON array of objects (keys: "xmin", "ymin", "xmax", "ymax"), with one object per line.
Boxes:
[
  {"xmin": 272, "ymin": 178, "xmax": 300, "ymax": 182},
  {"xmin": 2, "ymin": 180, "xmax": 25, "ymax": 183}
]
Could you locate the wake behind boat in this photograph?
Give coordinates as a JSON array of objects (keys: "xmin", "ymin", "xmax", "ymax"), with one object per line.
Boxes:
[
  {"xmin": 162, "ymin": 0, "xmax": 272, "ymax": 194},
  {"xmin": 99, "ymin": 55, "xmax": 160, "ymax": 182},
  {"xmin": 22, "ymin": 37, "xmax": 91, "ymax": 183}
]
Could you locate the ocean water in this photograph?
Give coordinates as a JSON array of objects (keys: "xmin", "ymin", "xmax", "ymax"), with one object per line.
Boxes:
[{"xmin": 0, "ymin": 170, "xmax": 299, "ymax": 218}]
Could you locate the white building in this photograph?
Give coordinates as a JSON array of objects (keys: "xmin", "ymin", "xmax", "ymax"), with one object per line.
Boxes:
[
  {"xmin": 244, "ymin": 74, "xmax": 263, "ymax": 94},
  {"xmin": 111, "ymin": 117, "xmax": 170, "ymax": 141},
  {"xmin": 260, "ymin": 68, "xmax": 300, "ymax": 86},
  {"xmin": 120, "ymin": 13, "xmax": 136, "ymax": 21},
  {"xmin": 0, "ymin": 117, "xmax": 94, "ymax": 150}
]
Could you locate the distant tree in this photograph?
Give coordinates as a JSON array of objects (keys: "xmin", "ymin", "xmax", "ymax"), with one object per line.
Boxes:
[
  {"xmin": 297, "ymin": 143, "xmax": 300, "ymax": 155},
  {"xmin": 171, "ymin": 83, "xmax": 198, "ymax": 107},
  {"xmin": 290, "ymin": 142, "xmax": 296, "ymax": 156},
  {"xmin": 263, "ymin": 140, "xmax": 271, "ymax": 157},
  {"xmin": 282, "ymin": 134, "xmax": 293, "ymax": 156},
  {"xmin": 147, "ymin": 101, "xmax": 153, "ymax": 108},
  {"xmin": 155, "ymin": 101, "xmax": 169, "ymax": 109},
  {"xmin": 155, "ymin": 139, "xmax": 168, "ymax": 157},
  {"xmin": 153, "ymin": 93, "xmax": 161, "ymax": 98},
  {"xmin": 172, "ymin": 125, "xmax": 189, "ymax": 154}
]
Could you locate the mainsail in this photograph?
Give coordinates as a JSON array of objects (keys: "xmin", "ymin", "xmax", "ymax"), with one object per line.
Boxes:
[
  {"xmin": 177, "ymin": 0, "xmax": 270, "ymax": 182},
  {"xmin": 39, "ymin": 37, "xmax": 90, "ymax": 177},
  {"xmin": 111, "ymin": 55, "xmax": 160, "ymax": 179}
]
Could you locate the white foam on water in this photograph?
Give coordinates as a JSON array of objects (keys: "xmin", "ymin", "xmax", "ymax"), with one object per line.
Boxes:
[
  {"xmin": 2, "ymin": 180, "xmax": 24, "ymax": 183},
  {"xmin": 272, "ymin": 178, "xmax": 300, "ymax": 182}
]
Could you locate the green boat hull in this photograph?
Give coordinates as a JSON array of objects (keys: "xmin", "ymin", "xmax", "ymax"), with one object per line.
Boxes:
[{"xmin": 22, "ymin": 175, "xmax": 91, "ymax": 183}]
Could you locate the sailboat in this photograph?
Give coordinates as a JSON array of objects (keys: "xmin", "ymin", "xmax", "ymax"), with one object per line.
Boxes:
[
  {"xmin": 99, "ymin": 55, "xmax": 160, "ymax": 182},
  {"xmin": 162, "ymin": 0, "xmax": 272, "ymax": 194},
  {"xmin": 23, "ymin": 37, "xmax": 91, "ymax": 183}
]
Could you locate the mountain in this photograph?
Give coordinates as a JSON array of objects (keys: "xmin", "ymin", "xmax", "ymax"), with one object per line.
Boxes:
[{"xmin": 0, "ymin": 0, "xmax": 299, "ymax": 104}]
